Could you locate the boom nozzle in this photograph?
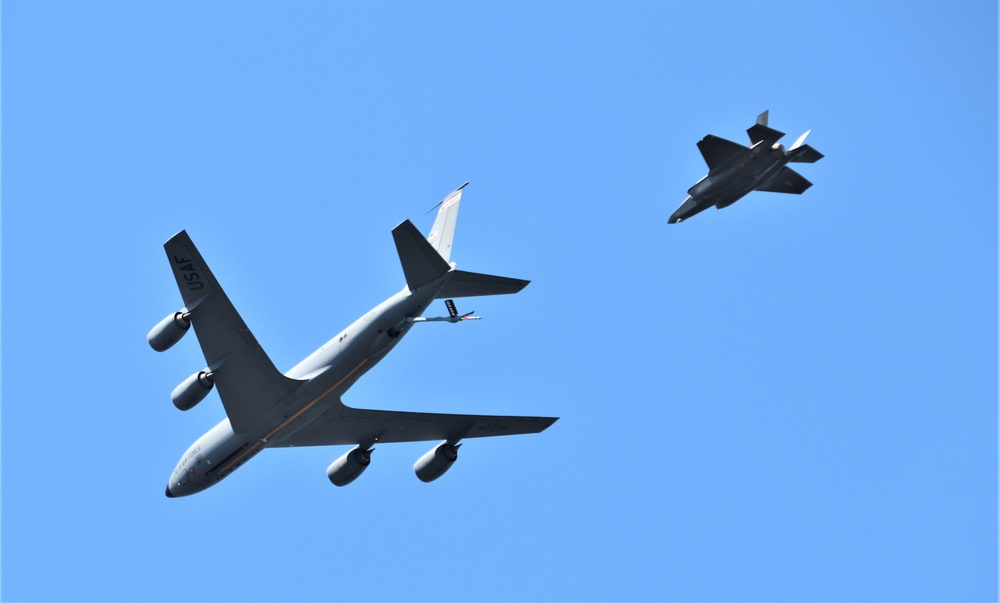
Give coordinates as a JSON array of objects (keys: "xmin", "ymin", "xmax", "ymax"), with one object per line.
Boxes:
[{"xmin": 406, "ymin": 299, "xmax": 480, "ymax": 324}]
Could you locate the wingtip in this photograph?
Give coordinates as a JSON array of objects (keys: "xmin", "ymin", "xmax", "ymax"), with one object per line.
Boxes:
[{"xmin": 165, "ymin": 229, "xmax": 191, "ymax": 246}]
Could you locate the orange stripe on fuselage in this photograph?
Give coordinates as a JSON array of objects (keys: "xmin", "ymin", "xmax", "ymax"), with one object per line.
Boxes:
[{"xmin": 215, "ymin": 358, "xmax": 369, "ymax": 477}]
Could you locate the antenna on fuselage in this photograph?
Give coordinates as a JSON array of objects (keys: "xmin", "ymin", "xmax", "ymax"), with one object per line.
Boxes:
[{"xmin": 425, "ymin": 181, "xmax": 470, "ymax": 214}]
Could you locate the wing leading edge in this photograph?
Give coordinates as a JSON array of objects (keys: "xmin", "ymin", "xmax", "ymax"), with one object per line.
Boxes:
[
  {"xmin": 163, "ymin": 231, "xmax": 302, "ymax": 432},
  {"xmin": 269, "ymin": 398, "xmax": 558, "ymax": 448}
]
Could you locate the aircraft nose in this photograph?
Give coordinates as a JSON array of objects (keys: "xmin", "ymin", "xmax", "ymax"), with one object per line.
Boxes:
[{"xmin": 165, "ymin": 485, "xmax": 175, "ymax": 498}]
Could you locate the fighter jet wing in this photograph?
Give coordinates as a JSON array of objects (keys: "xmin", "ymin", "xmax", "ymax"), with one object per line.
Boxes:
[
  {"xmin": 697, "ymin": 135, "xmax": 749, "ymax": 171},
  {"xmin": 757, "ymin": 167, "xmax": 813, "ymax": 194},
  {"xmin": 269, "ymin": 399, "xmax": 558, "ymax": 447},
  {"xmin": 163, "ymin": 231, "xmax": 302, "ymax": 433}
]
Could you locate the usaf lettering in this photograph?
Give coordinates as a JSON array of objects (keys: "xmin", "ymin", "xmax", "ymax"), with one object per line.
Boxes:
[{"xmin": 173, "ymin": 255, "xmax": 205, "ymax": 291}]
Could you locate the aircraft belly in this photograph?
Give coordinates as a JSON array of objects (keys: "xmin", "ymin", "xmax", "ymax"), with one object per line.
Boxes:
[
  {"xmin": 688, "ymin": 176, "xmax": 713, "ymax": 196},
  {"xmin": 755, "ymin": 159, "xmax": 786, "ymax": 185},
  {"xmin": 263, "ymin": 329, "xmax": 402, "ymax": 445},
  {"xmin": 692, "ymin": 167, "xmax": 751, "ymax": 203},
  {"xmin": 714, "ymin": 183, "xmax": 757, "ymax": 208},
  {"xmin": 268, "ymin": 289, "xmax": 439, "ymax": 448}
]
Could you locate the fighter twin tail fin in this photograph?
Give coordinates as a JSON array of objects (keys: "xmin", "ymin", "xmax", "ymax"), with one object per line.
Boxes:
[
  {"xmin": 747, "ymin": 109, "xmax": 786, "ymax": 145},
  {"xmin": 393, "ymin": 183, "xmax": 529, "ymax": 297}
]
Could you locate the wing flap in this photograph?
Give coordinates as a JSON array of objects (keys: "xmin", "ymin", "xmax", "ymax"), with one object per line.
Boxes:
[
  {"xmin": 163, "ymin": 231, "xmax": 302, "ymax": 432},
  {"xmin": 697, "ymin": 135, "xmax": 749, "ymax": 171},
  {"xmin": 269, "ymin": 400, "xmax": 557, "ymax": 447}
]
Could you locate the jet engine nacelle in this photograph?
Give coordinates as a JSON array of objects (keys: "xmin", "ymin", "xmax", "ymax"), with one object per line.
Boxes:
[
  {"xmin": 327, "ymin": 447, "xmax": 373, "ymax": 487},
  {"xmin": 148, "ymin": 311, "xmax": 191, "ymax": 352},
  {"xmin": 171, "ymin": 370, "xmax": 214, "ymax": 411},
  {"xmin": 413, "ymin": 442, "xmax": 460, "ymax": 483}
]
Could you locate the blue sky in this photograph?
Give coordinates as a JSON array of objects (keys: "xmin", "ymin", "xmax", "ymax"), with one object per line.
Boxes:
[{"xmin": 2, "ymin": 1, "xmax": 996, "ymax": 601}]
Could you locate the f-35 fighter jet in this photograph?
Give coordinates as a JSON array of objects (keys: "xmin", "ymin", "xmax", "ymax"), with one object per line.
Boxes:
[{"xmin": 669, "ymin": 110, "xmax": 823, "ymax": 224}]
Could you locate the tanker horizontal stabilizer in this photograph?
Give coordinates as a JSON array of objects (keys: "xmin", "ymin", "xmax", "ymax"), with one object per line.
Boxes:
[{"xmin": 436, "ymin": 270, "xmax": 529, "ymax": 298}]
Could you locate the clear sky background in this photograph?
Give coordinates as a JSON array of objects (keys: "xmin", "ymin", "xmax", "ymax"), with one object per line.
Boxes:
[{"xmin": 2, "ymin": 2, "xmax": 997, "ymax": 601}]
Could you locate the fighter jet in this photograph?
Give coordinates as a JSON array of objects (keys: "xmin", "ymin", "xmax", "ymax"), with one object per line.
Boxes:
[
  {"xmin": 149, "ymin": 183, "xmax": 557, "ymax": 497},
  {"xmin": 668, "ymin": 110, "xmax": 823, "ymax": 224}
]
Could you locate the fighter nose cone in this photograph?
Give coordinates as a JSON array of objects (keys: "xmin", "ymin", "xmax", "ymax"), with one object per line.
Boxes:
[{"xmin": 165, "ymin": 485, "xmax": 175, "ymax": 498}]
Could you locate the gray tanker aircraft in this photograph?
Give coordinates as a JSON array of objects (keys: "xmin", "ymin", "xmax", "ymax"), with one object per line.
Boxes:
[
  {"xmin": 669, "ymin": 110, "xmax": 823, "ymax": 224},
  {"xmin": 150, "ymin": 183, "xmax": 557, "ymax": 497}
]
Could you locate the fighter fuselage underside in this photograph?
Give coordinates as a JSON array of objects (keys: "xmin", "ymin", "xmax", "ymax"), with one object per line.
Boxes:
[{"xmin": 670, "ymin": 144, "xmax": 790, "ymax": 223}]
